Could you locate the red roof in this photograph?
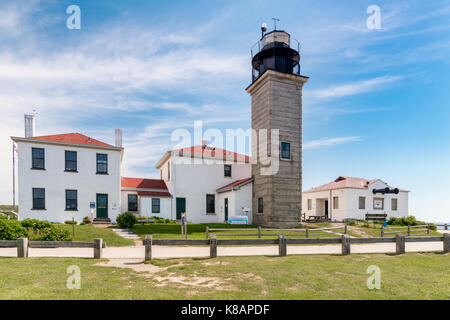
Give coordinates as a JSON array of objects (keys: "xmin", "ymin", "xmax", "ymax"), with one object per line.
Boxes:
[
  {"xmin": 173, "ymin": 145, "xmax": 250, "ymax": 162},
  {"xmin": 121, "ymin": 177, "xmax": 168, "ymax": 190},
  {"xmin": 304, "ymin": 176, "xmax": 380, "ymax": 193},
  {"xmin": 217, "ymin": 177, "xmax": 253, "ymax": 192},
  {"xmin": 30, "ymin": 133, "xmax": 113, "ymax": 147},
  {"xmin": 137, "ymin": 191, "xmax": 172, "ymax": 198}
]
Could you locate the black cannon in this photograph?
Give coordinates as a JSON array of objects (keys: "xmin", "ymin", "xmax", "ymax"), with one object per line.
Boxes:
[{"xmin": 372, "ymin": 187, "xmax": 399, "ymax": 194}]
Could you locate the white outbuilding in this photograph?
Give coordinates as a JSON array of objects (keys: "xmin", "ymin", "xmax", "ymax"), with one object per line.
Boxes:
[{"xmin": 302, "ymin": 176, "xmax": 409, "ymax": 221}]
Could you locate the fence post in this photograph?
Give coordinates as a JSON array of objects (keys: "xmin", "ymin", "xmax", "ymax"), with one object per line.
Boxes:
[
  {"xmin": 17, "ymin": 238, "xmax": 28, "ymax": 258},
  {"xmin": 427, "ymin": 224, "xmax": 430, "ymax": 235},
  {"xmin": 206, "ymin": 227, "xmax": 209, "ymax": 239},
  {"xmin": 381, "ymin": 226, "xmax": 384, "ymax": 238},
  {"xmin": 443, "ymin": 233, "xmax": 449, "ymax": 254},
  {"xmin": 396, "ymin": 234, "xmax": 405, "ymax": 255},
  {"xmin": 258, "ymin": 226, "xmax": 262, "ymax": 239},
  {"xmin": 145, "ymin": 235, "xmax": 152, "ymax": 262},
  {"xmin": 407, "ymin": 225, "xmax": 410, "ymax": 236},
  {"xmin": 344, "ymin": 224, "xmax": 347, "ymax": 234},
  {"xmin": 341, "ymin": 234, "xmax": 350, "ymax": 255},
  {"xmin": 305, "ymin": 226, "xmax": 309, "ymax": 239},
  {"xmin": 278, "ymin": 235, "xmax": 287, "ymax": 257},
  {"xmin": 209, "ymin": 235, "xmax": 217, "ymax": 258},
  {"xmin": 93, "ymin": 238, "xmax": 103, "ymax": 259}
]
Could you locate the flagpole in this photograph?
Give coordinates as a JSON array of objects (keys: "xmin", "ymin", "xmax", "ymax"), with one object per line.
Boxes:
[{"xmin": 12, "ymin": 142, "xmax": 15, "ymax": 209}]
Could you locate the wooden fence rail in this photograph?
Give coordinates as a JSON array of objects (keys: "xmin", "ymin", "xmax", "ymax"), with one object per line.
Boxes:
[
  {"xmin": 381, "ymin": 225, "xmax": 430, "ymax": 237},
  {"xmin": 0, "ymin": 238, "xmax": 104, "ymax": 258},
  {"xmin": 206, "ymin": 225, "xmax": 347, "ymax": 240},
  {"xmin": 142, "ymin": 233, "xmax": 450, "ymax": 261}
]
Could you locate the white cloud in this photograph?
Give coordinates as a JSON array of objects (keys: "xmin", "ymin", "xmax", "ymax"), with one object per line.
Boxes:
[{"xmin": 304, "ymin": 136, "xmax": 362, "ymax": 149}]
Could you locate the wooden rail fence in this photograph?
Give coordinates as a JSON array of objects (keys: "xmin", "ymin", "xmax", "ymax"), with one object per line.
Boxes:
[
  {"xmin": 381, "ymin": 225, "xmax": 430, "ymax": 237},
  {"xmin": 205, "ymin": 225, "xmax": 347, "ymax": 239},
  {"xmin": 0, "ymin": 238, "xmax": 105, "ymax": 258},
  {"xmin": 142, "ymin": 233, "xmax": 450, "ymax": 261}
]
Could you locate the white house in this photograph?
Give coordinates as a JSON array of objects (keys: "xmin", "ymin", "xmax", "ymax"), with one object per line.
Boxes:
[
  {"xmin": 155, "ymin": 143, "xmax": 252, "ymax": 223},
  {"xmin": 11, "ymin": 132, "xmax": 123, "ymax": 223},
  {"xmin": 302, "ymin": 176, "xmax": 409, "ymax": 221}
]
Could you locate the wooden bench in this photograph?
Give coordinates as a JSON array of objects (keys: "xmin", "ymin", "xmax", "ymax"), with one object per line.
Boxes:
[
  {"xmin": 365, "ymin": 213, "xmax": 387, "ymax": 221},
  {"xmin": 306, "ymin": 215, "xmax": 329, "ymax": 223}
]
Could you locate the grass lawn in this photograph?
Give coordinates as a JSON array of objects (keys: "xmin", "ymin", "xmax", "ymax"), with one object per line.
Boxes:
[
  {"xmin": 0, "ymin": 253, "xmax": 448, "ymax": 299},
  {"xmin": 129, "ymin": 223, "xmax": 340, "ymax": 240},
  {"xmin": 60, "ymin": 225, "xmax": 134, "ymax": 247},
  {"xmin": 347, "ymin": 222, "xmax": 442, "ymax": 238}
]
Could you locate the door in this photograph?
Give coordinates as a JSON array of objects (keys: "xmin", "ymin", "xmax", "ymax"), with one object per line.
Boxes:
[
  {"xmin": 224, "ymin": 198, "xmax": 229, "ymax": 221},
  {"xmin": 96, "ymin": 194, "xmax": 108, "ymax": 218},
  {"xmin": 176, "ymin": 197, "xmax": 186, "ymax": 220},
  {"xmin": 324, "ymin": 200, "xmax": 329, "ymax": 218}
]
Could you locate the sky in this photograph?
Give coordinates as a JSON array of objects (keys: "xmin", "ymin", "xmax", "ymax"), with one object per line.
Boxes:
[{"xmin": 0, "ymin": 0, "xmax": 449, "ymax": 222}]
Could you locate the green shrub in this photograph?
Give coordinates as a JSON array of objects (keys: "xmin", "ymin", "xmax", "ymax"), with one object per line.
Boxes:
[
  {"xmin": 82, "ymin": 216, "xmax": 92, "ymax": 225},
  {"xmin": 388, "ymin": 216, "xmax": 436, "ymax": 230},
  {"xmin": 21, "ymin": 219, "xmax": 52, "ymax": 231},
  {"xmin": 0, "ymin": 220, "xmax": 28, "ymax": 240},
  {"xmin": 347, "ymin": 220, "xmax": 356, "ymax": 226},
  {"xmin": 36, "ymin": 225, "xmax": 71, "ymax": 241},
  {"xmin": 64, "ymin": 220, "xmax": 77, "ymax": 225},
  {"xmin": 116, "ymin": 212, "xmax": 137, "ymax": 229}
]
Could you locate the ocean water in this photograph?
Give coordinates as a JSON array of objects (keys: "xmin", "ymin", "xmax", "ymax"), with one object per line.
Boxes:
[{"xmin": 435, "ymin": 223, "xmax": 449, "ymax": 230}]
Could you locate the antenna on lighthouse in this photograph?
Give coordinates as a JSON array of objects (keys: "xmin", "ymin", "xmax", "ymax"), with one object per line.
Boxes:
[{"xmin": 272, "ymin": 17, "xmax": 280, "ymax": 30}]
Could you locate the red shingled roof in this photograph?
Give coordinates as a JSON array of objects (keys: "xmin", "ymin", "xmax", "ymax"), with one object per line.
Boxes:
[
  {"xmin": 304, "ymin": 176, "xmax": 379, "ymax": 193},
  {"xmin": 30, "ymin": 133, "xmax": 113, "ymax": 147},
  {"xmin": 137, "ymin": 191, "xmax": 172, "ymax": 198},
  {"xmin": 217, "ymin": 177, "xmax": 253, "ymax": 193},
  {"xmin": 121, "ymin": 177, "xmax": 168, "ymax": 190},
  {"xmin": 173, "ymin": 145, "xmax": 250, "ymax": 162}
]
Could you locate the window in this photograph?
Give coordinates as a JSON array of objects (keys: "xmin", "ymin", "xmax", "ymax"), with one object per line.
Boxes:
[
  {"xmin": 359, "ymin": 197, "xmax": 366, "ymax": 209},
  {"xmin": 280, "ymin": 142, "xmax": 291, "ymax": 160},
  {"xmin": 96, "ymin": 153, "xmax": 108, "ymax": 174},
  {"xmin": 32, "ymin": 188, "xmax": 45, "ymax": 210},
  {"xmin": 392, "ymin": 198, "xmax": 398, "ymax": 211},
  {"xmin": 224, "ymin": 164, "xmax": 232, "ymax": 177},
  {"xmin": 32, "ymin": 148, "xmax": 45, "ymax": 169},
  {"xmin": 258, "ymin": 197, "xmax": 264, "ymax": 214},
  {"xmin": 307, "ymin": 199, "xmax": 312, "ymax": 210},
  {"xmin": 373, "ymin": 198, "xmax": 384, "ymax": 210},
  {"xmin": 65, "ymin": 190, "xmax": 78, "ymax": 210},
  {"xmin": 333, "ymin": 196, "xmax": 339, "ymax": 209},
  {"xmin": 65, "ymin": 151, "xmax": 77, "ymax": 172},
  {"xmin": 128, "ymin": 194, "xmax": 138, "ymax": 212},
  {"xmin": 152, "ymin": 198, "xmax": 160, "ymax": 213},
  {"xmin": 206, "ymin": 194, "xmax": 215, "ymax": 214}
]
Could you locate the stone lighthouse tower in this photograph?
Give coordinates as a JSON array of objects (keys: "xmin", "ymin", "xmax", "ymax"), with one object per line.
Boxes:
[{"xmin": 246, "ymin": 27, "xmax": 308, "ymax": 228}]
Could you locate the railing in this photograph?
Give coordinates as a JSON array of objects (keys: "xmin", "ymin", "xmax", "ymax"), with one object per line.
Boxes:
[
  {"xmin": 436, "ymin": 224, "xmax": 449, "ymax": 230},
  {"xmin": 0, "ymin": 238, "xmax": 105, "ymax": 258},
  {"xmin": 381, "ymin": 225, "xmax": 430, "ymax": 237},
  {"xmin": 205, "ymin": 225, "xmax": 347, "ymax": 239},
  {"xmin": 142, "ymin": 234, "xmax": 450, "ymax": 260}
]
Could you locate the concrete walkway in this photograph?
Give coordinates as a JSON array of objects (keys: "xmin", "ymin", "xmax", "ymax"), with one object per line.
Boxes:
[
  {"xmin": 111, "ymin": 229, "xmax": 140, "ymax": 240},
  {"xmin": 0, "ymin": 241, "xmax": 444, "ymax": 259}
]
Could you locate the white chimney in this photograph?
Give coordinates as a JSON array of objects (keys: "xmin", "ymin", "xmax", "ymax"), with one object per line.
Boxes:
[
  {"xmin": 24, "ymin": 114, "xmax": 35, "ymax": 138},
  {"xmin": 115, "ymin": 129, "xmax": 122, "ymax": 147}
]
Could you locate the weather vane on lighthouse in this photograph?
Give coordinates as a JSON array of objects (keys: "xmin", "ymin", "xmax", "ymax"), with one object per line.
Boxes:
[{"xmin": 272, "ymin": 17, "xmax": 280, "ymax": 30}]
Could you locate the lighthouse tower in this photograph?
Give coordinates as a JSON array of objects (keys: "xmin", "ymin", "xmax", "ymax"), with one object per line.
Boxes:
[{"xmin": 246, "ymin": 26, "xmax": 308, "ymax": 228}]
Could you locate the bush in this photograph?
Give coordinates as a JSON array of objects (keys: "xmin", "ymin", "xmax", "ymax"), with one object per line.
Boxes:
[
  {"xmin": 116, "ymin": 212, "xmax": 137, "ymax": 229},
  {"xmin": 0, "ymin": 219, "xmax": 28, "ymax": 240},
  {"xmin": 65, "ymin": 220, "xmax": 77, "ymax": 225},
  {"xmin": 83, "ymin": 216, "xmax": 92, "ymax": 225},
  {"xmin": 36, "ymin": 225, "xmax": 71, "ymax": 241},
  {"xmin": 388, "ymin": 216, "xmax": 436, "ymax": 231},
  {"xmin": 21, "ymin": 218, "xmax": 52, "ymax": 231}
]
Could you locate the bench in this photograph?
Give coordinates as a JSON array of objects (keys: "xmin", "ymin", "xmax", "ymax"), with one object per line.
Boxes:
[
  {"xmin": 306, "ymin": 215, "xmax": 329, "ymax": 223},
  {"xmin": 365, "ymin": 213, "xmax": 387, "ymax": 221}
]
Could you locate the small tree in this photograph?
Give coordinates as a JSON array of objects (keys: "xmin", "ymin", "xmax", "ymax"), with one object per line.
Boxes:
[{"xmin": 116, "ymin": 212, "xmax": 137, "ymax": 229}]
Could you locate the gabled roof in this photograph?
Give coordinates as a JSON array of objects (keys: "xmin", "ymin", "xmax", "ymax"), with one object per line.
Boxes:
[
  {"xmin": 304, "ymin": 176, "xmax": 391, "ymax": 193},
  {"xmin": 156, "ymin": 144, "xmax": 250, "ymax": 168},
  {"xmin": 121, "ymin": 177, "xmax": 168, "ymax": 190},
  {"xmin": 30, "ymin": 133, "xmax": 113, "ymax": 147},
  {"xmin": 217, "ymin": 177, "xmax": 253, "ymax": 193}
]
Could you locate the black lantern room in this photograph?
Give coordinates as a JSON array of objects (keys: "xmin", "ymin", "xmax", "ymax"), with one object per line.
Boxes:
[{"xmin": 251, "ymin": 30, "xmax": 301, "ymax": 82}]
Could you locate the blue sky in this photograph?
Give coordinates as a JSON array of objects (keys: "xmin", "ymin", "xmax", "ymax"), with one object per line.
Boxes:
[{"xmin": 0, "ymin": 0, "xmax": 449, "ymax": 222}]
